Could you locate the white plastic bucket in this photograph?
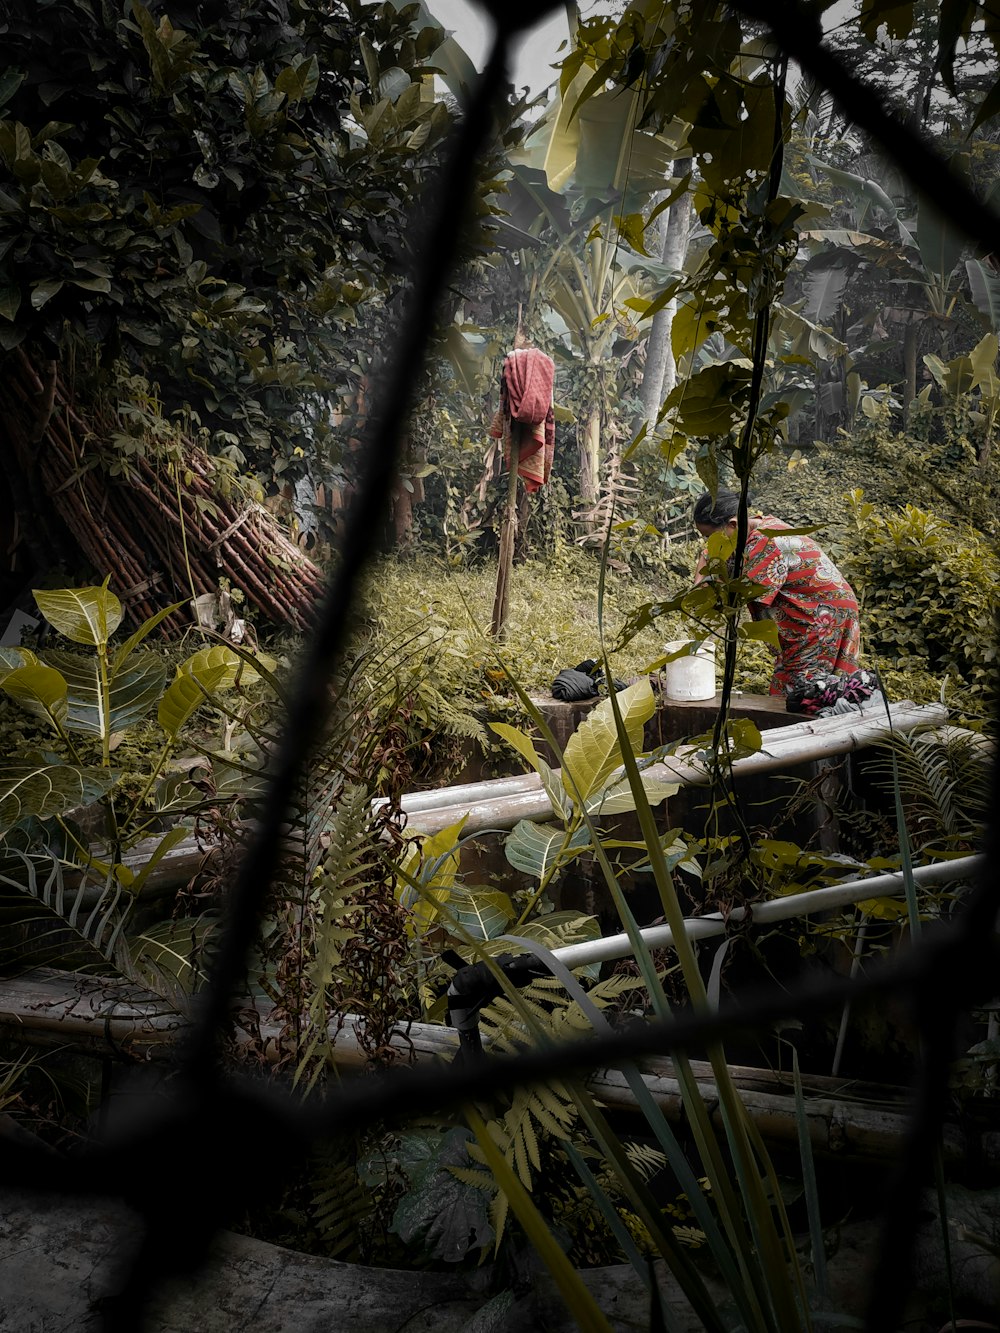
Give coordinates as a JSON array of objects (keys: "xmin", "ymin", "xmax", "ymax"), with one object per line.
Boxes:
[{"xmin": 662, "ymin": 640, "xmax": 716, "ymax": 701}]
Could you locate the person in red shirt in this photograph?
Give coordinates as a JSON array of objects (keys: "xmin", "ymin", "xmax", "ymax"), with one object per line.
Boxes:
[{"xmin": 693, "ymin": 489, "xmax": 861, "ymax": 696}]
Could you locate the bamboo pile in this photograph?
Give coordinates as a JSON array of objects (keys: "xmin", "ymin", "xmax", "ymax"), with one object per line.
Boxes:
[{"xmin": 0, "ymin": 350, "xmax": 324, "ymax": 631}]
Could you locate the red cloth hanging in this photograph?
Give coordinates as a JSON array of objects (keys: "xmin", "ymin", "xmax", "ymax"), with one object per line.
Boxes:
[{"xmin": 488, "ymin": 348, "xmax": 556, "ymax": 492}]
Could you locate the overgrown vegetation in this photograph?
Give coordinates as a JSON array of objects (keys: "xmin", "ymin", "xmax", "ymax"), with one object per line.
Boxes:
[{"xmin": 0, "ymin": 0, "xmax": 997, "ymax": 1329}]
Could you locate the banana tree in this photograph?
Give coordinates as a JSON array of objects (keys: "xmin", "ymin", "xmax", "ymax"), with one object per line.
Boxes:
[
  {"xmin": 800, "ymin": 158, "xmax": 972, "ymax": 424},
  {"xmin": 923, "ymin": 331, "xmax": 1000, "ymax": 464},
  {"xmin": 498, "ymin": 166, "xmax": 677, "ymax": 516},
  {"xmin": 502, "ymin": 38, "xmax": 686, "ymax": 523}
]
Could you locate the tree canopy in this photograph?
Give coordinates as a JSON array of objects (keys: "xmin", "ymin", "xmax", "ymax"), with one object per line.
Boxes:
[{"xmin": 0, "ymin": 0, "xmax": 459, "ymax": 470}]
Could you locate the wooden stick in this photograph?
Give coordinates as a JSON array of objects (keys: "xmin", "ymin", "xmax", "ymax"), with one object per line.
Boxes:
[{"xmin": 490, "ymin": 430, "xmax": 519, "ymax": 639}]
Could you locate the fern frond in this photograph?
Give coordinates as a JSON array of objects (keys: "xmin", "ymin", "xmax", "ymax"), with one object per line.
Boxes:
[
  {"xmin": 0, "ymin": 844, "xmax": 133, "ymax": 974},
  {"xmin": 448, "ymin": 1165, "xmax": 495, "ymax": 1192},
  {"xmin": 869, "ymin": 730, "xmax": 990, "ymax": 855},
  {"xmin": 309, "ymin": 1141, "xmax": 376, "ymax": 1262},
  {"xmin": 624, "ymin": 1141, "xmax": 667, "ymax": 1180},
  {"xmin": 490, "ymin": 1188, "xmax": 510, "ymax": 1254}
]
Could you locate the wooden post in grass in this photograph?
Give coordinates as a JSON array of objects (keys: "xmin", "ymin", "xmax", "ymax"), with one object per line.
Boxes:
[
  {"xmin": 491, "ymin": 320, "xmax": 527, "ymax": 640},
  {"xmin": 490, "ymin": 428, "xmax": 519, "ymax": 639}
]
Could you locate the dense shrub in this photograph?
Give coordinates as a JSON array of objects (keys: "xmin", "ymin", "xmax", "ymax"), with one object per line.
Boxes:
[{"xmin": 839, "ymin": 492, "xmax": 999, "ymax": 689}]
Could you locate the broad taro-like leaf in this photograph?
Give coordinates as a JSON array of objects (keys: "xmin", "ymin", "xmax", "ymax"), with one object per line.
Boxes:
[
  {"xmin": 446, "ymin": 886, "xmax": 514, "ymax": 940},
  {"xmin": 33, "ymin": 584, "xmax": 123, "ymax": 646},
  {"xmin": 0, "ymin": 761, "xmax": 119, "ymax": 835},
  {"xmin": 386, "ymin": 1128, "xmax": 493, "ymax": 1263},
  {"xmin": 504, "ymin": 820, "xmax": 590, "ymax": 880},
  {"xmin": 0, "ymin": 663, "xmax": 68, "ymax": 730},
  {"xmin": 562, "ymin": 678, "xmax": 654, "ymax": 804},
  {"xmin": 158, "ymin": 663, "xmax": 229, "ymax": 740},
  {"xmin": 46, "ymin": 650, "xmax": 166, "ymax": 737}
]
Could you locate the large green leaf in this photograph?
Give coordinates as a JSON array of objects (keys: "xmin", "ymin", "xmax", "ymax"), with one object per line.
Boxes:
[
  {"xmin": 33, "ymin": 584, "xmax": 123, "ymax": 646},
  {"xmin": 562, "ymin": 679, "xmax": 654, "ymax": 806},
  {"xmin": 385, "ymin": 1128, "xmax": 493, "ymax": 1263},
  {"xmin": 412, "ymin": 3, "xmax": 479, "ymax": 99},
  {"xmin": 587, "ymin": 772, "xmax": 678, "ymax": 816},
  {"xmin": 0, "ymin": 663, "xmax": 68, "ymax": 730},
  {"xmin": 575, "ymin": 88, "xmax": 680, "ymax": 204},
  {"xmin": 158, "ymin": 663, "xmax": 229, "ymax": 740},
  {"xmin": 446, "ymin": 886, "xmax": 514, "ymax": 941},
  {"xmin": 0, "ymin": 647, "xmax": 36, "ymax": 673},
  {"xmin": 966, "ymin": 258, "xmax": 1000, "ymax": 331},
  {"xmin": 180, "ymin": 643, "xmax": 263, "ymax": 689},
  {"xmin": 917, "ymin": 196, "xmax": 966, "ymax": 283},
  {"xmin": 968, "ymin": 332, "xmax": 999, "ymax": 392},
  {"xmin": 800, "ymin": 263, "xmax": 849, "ymax": 326},
  {"xmin": 504, "ymin": 821, "xmax": 591, "ymax": 880},
  {"xmin": 45, "ymin": 650, "xmax": 166, "ymax": 737},
  {"xmin": 0, "ymin": 762, "xmax": 119, "ymax": 834},
  {"xmin": 814, "ymin": 160, "xmax": 898, "ymax": 228}
]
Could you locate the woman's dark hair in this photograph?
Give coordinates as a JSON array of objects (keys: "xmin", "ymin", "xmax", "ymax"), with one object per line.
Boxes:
[{"xmin": 693, "ymin": 489, "xmax": 740, "ymax": 528}]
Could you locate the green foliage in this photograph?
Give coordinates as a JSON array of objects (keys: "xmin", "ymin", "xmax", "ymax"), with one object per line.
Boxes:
[
  {"xmin": 382, "ymin": 1126, "xmax": 494, "ymax": 1263},
  {"xmin": 867, "ymin": 729, "xmax": 990, "ymax": 860},
  {"xmin": 0, "ymin": 581, "xmax": 272, "ymax": 974},
  {"xmin": 0, "ymin": 0, "xmax": 459, "ymax": 471},
  {"xmin": 841, "ymin": 491, "xmax": 1000, "ymax": 687},
  {"xmin": 363, "ymin": 551, "xmax": 683, "ymax": 701}
]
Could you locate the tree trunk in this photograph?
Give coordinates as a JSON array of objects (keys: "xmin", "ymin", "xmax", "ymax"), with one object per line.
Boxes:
[
  {"xmin": 902, "ymin": 320, "xmax": 919, "ymax": 426},
  {"xmin": 638, "ymin": 160, "xmax": 693, "ymax": 433},
  {"xmin": 577, "ymin": 401, "xmax": 601, "ymax": 530}
]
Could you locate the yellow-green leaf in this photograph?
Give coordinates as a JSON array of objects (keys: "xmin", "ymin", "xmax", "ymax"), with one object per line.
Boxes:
[
  {"xmin": 180, "ymin": 644, "xmax": 261, "ymax": 690},
  {"xmin": 489, "ymin": 722, "xmax": 544, "ymax": 776},
  {"xmin": 157, "ymin": 664, "xmax": 228, "ymax": 739},
  {"xmin": 562, "ymin": 679, "xmax": 654, "ymax": 804},
  {"xmin": 0, "ymin": 663, "xmax": 68, "ymax": 729},
  {"xmin": 737, "ymin": 619, "xmax": 780, "ymax": 650},
  {"xmin": 34, "ymin": 584, "xmax": 123, "ymax": 647}
]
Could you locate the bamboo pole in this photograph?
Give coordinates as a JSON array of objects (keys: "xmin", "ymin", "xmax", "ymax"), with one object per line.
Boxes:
[
  {"xmin": 0, "ymin": 351, "xmax": 325, "ymax": 632},
  {"xmin": 0, "ymin": 967, "xmax": 991, "ymax": 1165},
  {"xmin": 398, "ymin": 701, "xmax": 949, "ymax": 837}
]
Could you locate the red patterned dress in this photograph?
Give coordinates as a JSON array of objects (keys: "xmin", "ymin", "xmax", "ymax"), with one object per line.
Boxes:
[{"xmin": 740, "ymin": 516, "xmax": 860, "ymax": 695}]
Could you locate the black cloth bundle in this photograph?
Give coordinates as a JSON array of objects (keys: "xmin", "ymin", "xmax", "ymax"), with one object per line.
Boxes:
[{"xmin": 551, "ymin": 660, "xmax": 626, "ymax": 701}]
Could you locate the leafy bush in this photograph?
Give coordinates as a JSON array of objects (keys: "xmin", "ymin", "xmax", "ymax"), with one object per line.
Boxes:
[{"xmin": 840, "ymin": 492, "xmax": 1000, "ymax": 689}]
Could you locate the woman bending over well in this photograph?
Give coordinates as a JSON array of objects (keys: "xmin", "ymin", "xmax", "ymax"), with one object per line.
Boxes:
[{"xmin": 693, "ymin": 489, "xmax": 861, "ymax": 696}]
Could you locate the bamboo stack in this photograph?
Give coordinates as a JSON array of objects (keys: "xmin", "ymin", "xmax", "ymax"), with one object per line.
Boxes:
[{"xmin": 0, "ymin": 351, "xmax": 324, "ymax": 631}]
